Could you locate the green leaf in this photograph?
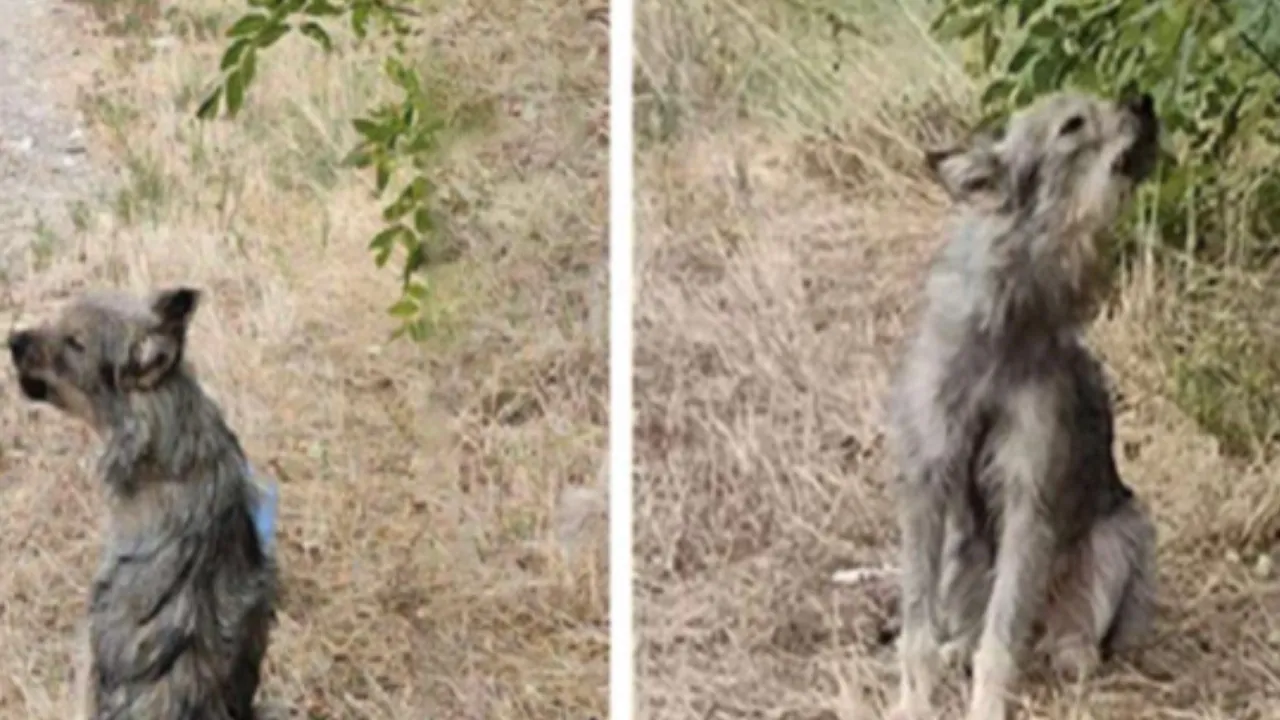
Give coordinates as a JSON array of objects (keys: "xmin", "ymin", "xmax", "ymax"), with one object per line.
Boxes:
[
  {"xmin": 220, "ymin": 38, "xmax": 252, "ymax": 70},
  {"xmin": 375, "ymin": 160, "xmax": 393, "ymax": 194},
  {"xmin": 351, "ymin": 3, "xmax": 371, "ymax": 38},
  {"xmin": 980, "ymin": 22, "xmax": 998, "ymax": 71},
  {"xmin": 405, "ymin": 129, "xmax": 439, "ymax": 155},
  {"xmin": 353, "ymin": 118, "xmax": 390, "ymax": 142},
  {"xmin": 368, "ymin": 225, "xmax": 405, "ymax": 267},
  {"xmin": 1026, "ymin": 16, "xmax": 1061, "ymax": 42},
  {"xmin": 226, "ymin": 13, "xmax": 269, "ymax": 38},
  {"xmin": 196, "ymin": 87, "xmax": 222, "ymax": 120},
  {"xmin": 932, "ymin": 8, "xmax": 986, "ymax": 41},
  {"xmin": 304, "ymin": 0, "xmax": 344, "ymax": 16},
  {"xmin": 407, "ymin": 318, "xmax": 431, "ymax": 343},
  {"xmin": 382, "ymin": 180, "xmax": 424, "ymax": 222},
  {"xmin": 1016, "ymin": 0, "xmax": 1046, "ymax": 25},
  {"xmin": 387, "ymin": 297, "xmax": 419, "ymax": 318},
  {"xmin": 240, "ymin": 47, "xmax": 258, "ymax": 89},
  {"xmin": 1007, "ymin": 45, "xmax": 1038, "ymax": 74},
  {"xmin": 225, "ymin": 68, "xmax": 247, "ymax": 117},
  {"xmin": 405, "ymin": 280, "xmax": 429, "ymax": 300},
  {"xmin": 257, "ymin": 22, "xmax": 291, "ymax": 48},
  {"xmin": 413, "ymin": 207, "xmax": 434, "ymax": 234},
  {"xmin": 980, "ymin": 76, "xmax": 1017, "ymax": 108},
  {"xmin": 929, "ymin": 2, "xmax": 961, "ymax": 34},
  {"xmin": 299, "ymin": 21, "xmax": 333, "ymax": 52},
  {"xmin": 341, "ymin": 144, "xmax": 376, "ymax": 169},
  {"xmin": 1030, "ymin": 51, "xmax": 1067, "ymax": 92},
  {"xmin": 401, "ymin": 242, "xmax": 426, "ymax": 280}
]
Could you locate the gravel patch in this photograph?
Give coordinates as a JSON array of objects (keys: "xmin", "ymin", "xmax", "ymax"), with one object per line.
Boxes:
[{"xmin": 0, "ymin": 0, "xmax": 104, "ymax": 277}]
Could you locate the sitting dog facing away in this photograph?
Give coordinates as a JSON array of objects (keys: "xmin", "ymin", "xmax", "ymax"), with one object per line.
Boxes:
[
  {"xmin": 886, "ymin": 91, "xmax": 1161, "ymax": 720},
  {"xmin": 8, "ymin": 287, "xmax": 277, "ymax": 720}
]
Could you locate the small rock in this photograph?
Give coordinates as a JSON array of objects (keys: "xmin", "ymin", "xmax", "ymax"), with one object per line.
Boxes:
[
  {"xmin": 1255, "ymin": 553, "xmax": 1274, "ymax": 579},
  {"xmin": 7, "ymin": 135, "xmax": 34, "ymax": 153}
]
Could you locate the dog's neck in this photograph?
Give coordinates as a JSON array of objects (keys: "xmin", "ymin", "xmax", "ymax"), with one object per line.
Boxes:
[
  {"xmin": 96, "ymin": 371, "xmax": 247, "ymax": 492},
  {"xmin": 933, "ymin": 208, "xmax": 1109, "ymax": 347}
]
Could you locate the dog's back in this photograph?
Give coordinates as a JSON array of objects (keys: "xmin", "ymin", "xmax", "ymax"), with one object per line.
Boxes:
[{"xmin": 90, "ymin": 391, "xmax": 276, "ymax": 719}]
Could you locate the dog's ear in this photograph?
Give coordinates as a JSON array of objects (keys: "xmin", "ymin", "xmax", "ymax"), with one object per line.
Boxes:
[
  {"xmin": 925, "ymin": 134, "xmax": 1002, "ymax": 203},
  {"xmin": 127, "ymin": 287, "xmax": 202, "ymax": 390},
  {"xmin": 150, "ymin": 287, "xmax": 201, "ymax": 331}
]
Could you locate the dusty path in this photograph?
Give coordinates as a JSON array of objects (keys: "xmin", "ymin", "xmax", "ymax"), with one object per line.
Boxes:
[{"xmin": 0, "ymin": 0, "xmax": 101, "ymax": 274}]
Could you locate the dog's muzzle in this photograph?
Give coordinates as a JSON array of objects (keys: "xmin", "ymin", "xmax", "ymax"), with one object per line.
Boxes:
[
  {"xmin": 8, "ymin": 330, "xmax": 33, "ymax": 365},
  {"xmin": 8, "ymin": 330, "xmax": 52, "ymax": 402},
  {"xmin": 1116, "ymin": 92, "xmax": 1158, "ymax": 182}
]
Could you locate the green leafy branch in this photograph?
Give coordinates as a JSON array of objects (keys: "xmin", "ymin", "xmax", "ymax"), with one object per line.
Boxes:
[{"xmin": 198, "ymin": 0, "xmax": 450, "ymax": 341}]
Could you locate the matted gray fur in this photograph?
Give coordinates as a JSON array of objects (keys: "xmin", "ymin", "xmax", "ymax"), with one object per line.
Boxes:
[
  {"xmin": 885, "ymin": 90, "xmax": 1161, "ymax": 720},
  {"xmin": 8, "ymin": 287, "xmax": 277, "ymax": 720}
]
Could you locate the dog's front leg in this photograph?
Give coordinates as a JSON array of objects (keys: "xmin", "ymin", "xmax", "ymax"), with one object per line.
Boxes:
[
  {"xmin": 966, "ymin": 390, "xmax": 1060, "ymax": 720},
  {"xmin": 889, "ymin": 462, "xmax": 949, "ymax": 720}
]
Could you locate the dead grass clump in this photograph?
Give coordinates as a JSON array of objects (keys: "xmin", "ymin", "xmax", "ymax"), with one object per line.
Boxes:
[
  {"xmin": 635, "ymin": 1, "xmax": 1280, "ymax": 718},
  {"xmin": 0, "ymin": 1, "xmax": 606, "ymax": 718},
  {"xmin": 1135, "ymin": 263, "xmax": 1280, "ymax": 460}
]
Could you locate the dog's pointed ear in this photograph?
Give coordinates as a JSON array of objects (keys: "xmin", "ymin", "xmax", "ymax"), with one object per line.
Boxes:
[
  {"xmin": 150, "ymin": 287, "xmax": 201, "ymax": 332},
  {"xmin": 925, "ymin": 134, "xmax": 1002, "ymax": 202},
  {"xmin": 127, "ymin": 287, "xmax": 202, "ymax": 390}
]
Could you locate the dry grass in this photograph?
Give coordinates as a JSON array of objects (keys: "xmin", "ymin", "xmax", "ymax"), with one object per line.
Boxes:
[
  {"xmin": 634, "ymin": 1, "xmax": 1280, "ymax": 718},
  {"xmin": 0, "ymin": 0, "xmax": 608, "ymax": 718}
]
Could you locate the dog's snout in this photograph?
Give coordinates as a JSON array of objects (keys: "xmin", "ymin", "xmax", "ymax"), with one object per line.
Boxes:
[
  {"xmin": 8, "ymin": 331, "xmax": 33, "ymax": 363},
  {"xmin": 1125, "ymin": 93, "xmax": 1155, "ymax": 120}
]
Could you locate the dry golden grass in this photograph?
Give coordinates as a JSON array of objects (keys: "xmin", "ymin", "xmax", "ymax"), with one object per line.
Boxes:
[
  {"xmin": 0, "ymin": 1, "xmax": 607, "ymax": 718},
  {"xmin": 634, "ymin": 1, "xmax": 1280, "ymax": 718}
]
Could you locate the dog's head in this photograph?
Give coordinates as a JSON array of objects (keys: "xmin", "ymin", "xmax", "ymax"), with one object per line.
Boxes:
[
  {"xmin": 926, "ymin": 90, "xmax": 1159, "ymax": 229},
  {"xmin": 8, "ymin": 287, "xmax": 201, "ymax": 428}
]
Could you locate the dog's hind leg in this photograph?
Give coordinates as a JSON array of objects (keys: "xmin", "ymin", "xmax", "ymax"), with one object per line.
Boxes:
[
  {"xmin": 1041, "ymin": 500, "xmax": 1156, "ymax": 681},
  {"xmin": 1103, "ymin": 500, "xmax": 1157, "ymax": 656}
]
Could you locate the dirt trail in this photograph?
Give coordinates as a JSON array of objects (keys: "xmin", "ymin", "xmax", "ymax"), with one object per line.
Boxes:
[{"xmin": 0, "ymin": 0, "xmax": 101, "ymax": 273}]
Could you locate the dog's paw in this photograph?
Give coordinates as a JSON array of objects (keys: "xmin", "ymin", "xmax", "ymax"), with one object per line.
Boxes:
[
  {"xmin": 885, "ymin": 699, "xmax": 935, "ymax": 720},
  {"xmin": 963, "ymin": 689, "xmax": 1010, "ymax": 720},
  {"xmin": 1045, "ymin": 638, "xmax": 1100, "ymax": 683},
  {"xmin": 938, "ymin": 634, "xmax": 976, "ymax": 673}
]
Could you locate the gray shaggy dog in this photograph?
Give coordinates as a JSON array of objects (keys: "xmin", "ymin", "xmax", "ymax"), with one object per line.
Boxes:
[
  {"xmin": 8, "ymin": 287, "xmax": 277, "ymax": 720},
  {"xmin": 886, "ymin": 90, "xmax": 1161, "ymax": 720}
]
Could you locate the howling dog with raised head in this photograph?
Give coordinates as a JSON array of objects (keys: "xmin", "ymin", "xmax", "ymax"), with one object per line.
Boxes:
[
  {"xmin": 8, "ymin": 287, "xmax": 277, "ymax": 720},
  {"xmin": 886, "ymin": 91, "xmax": 1161, "ymax": 720}
]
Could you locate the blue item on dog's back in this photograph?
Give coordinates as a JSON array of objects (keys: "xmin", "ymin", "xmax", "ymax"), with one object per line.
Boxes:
[{"xmin": 248, "ymin": 467, "xmax": 279, "ymax": 557}]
